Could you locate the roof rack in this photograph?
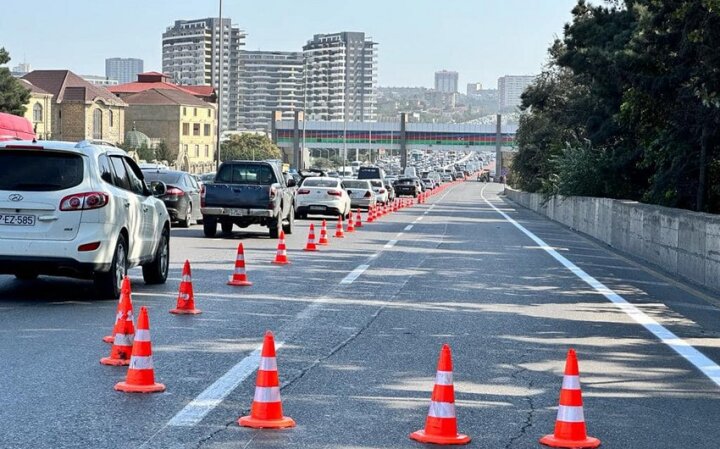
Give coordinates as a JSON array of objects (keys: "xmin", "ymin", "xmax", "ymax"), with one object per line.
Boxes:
[{"xmin": 75, "ymin": 140, "xmax": 119, "ymax": 149}]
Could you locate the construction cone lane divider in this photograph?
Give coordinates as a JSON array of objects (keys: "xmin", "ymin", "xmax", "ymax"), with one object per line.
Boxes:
[
  {"xmin": 355, "ymin": 209, "xmax": 363, "ymax": 228},
  {"xmin": 540, "ymin": 349, "xmax": 600, "ymax": 449},
  {"xmin": 410, "ymin": 344, "xmax": 471, "ymax": 445},
  {"xmin": 228, "ymin": 243, "xmax": 253, "ymax": 286},
  {"xmin": 272, "ymin": 230, "xmax": 291, "ymax": 265},
  {"xmin": 335, "ymin": 217, "xmax": 345, "ymax": 238},
  {"xmin": 238, "ymin": 331, "xmax": 295, "ymax": 429},
  {"xmin": 103, "ymin": 277, "xmax": 131, "ymax": 344},
  {"xmin": 101, "ymin": 277, "xmax": 135, "ymax": 366},
  {"xmin": 347, "ymin": 213, "xmax": 355, "ymax": 233},
  {"xmin": 367, "ymin": 206, "xmax": 375, "ymax": 223},
  {"xmin": 171, "ymin": 260, "xmax": 201, "ymax": 314},
  {"xmin": 318, "ymin": 220, "xmax": 330, "ymax": 245},
  {"xmin": 115, "ymin": 306, "xmax": 165, "ymax": 393},
  {"xmin": 304, "ymin": 224, "xmax": 318, "ymax": 251}
]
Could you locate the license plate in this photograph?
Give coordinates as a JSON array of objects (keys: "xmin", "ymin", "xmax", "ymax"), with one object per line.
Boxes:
[
  {"xmin": 0, "ymin": 214, "xmax": 36, "ymax": 226},
  {"xmin": 310, "ymin": 205, "xmax": 325, "ymax": 211},
  {"xmin": 228, "ymin": 208, "xmax": 249, "ymax": 216}
]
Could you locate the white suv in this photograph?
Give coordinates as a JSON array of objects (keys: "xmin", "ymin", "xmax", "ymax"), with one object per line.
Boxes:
[{"xmin": 0, "ymin": 140, "xmax": 171, "ymax": 298}]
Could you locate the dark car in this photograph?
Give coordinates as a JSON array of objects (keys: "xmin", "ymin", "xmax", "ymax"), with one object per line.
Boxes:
[
  {"xmin": 142, "ymin": 169, "xmax": 202, "ymax": 228},
  {"xmin": 394, "ymin": 177, "xmax": 422, "ymax": 197}
]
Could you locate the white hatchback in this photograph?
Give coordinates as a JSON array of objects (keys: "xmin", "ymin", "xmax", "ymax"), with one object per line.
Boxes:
[
  {"xmin": 0, "ymin": 140, "xmax": 171, "ymax": 298},
  {"xmin": 295, "ymin": 177, "xmax": 352, "ymax": 219}
]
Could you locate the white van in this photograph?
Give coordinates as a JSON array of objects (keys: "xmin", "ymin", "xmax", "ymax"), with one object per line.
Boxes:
[{"xmin": 404, "ymin": 166, "xmax": 417, "ymax": 178}]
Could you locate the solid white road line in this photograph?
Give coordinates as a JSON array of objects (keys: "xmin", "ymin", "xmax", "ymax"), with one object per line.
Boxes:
[
  {"xmin": 480, "ymin": 185, "xmax": 720, "ymax": 387},
  {"xmin": 404, "ymin": 225, "xmax": 413, "ymax": 231},
  {"xmin": 340, "ymin": 264, "xmax": 371, "ymax": 285},
  {"xmin": 384, "ymin": 240, "xmax": 398, "ymax": 249}
]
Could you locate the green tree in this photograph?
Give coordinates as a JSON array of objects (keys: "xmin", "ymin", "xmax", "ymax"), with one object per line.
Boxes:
[
  {"xmin": 154, "ymin": 141, "xmax": 178, "ymax": 163},
  {"xmin": 220, "ymin": 133, "xmax": 281, "ymax": 162},
  {"xmin": 0, "ymin": 48, "xmax": 31, "ymax": 116},
  {"xmin": 136, "ymin": 143, "xmax": 155, "ymax": 162}
]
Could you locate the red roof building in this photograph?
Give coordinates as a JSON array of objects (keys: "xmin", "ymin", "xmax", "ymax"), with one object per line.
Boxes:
[{"xmin": 110, "ymin": 72, "xmax": 216, "ymax": 103}]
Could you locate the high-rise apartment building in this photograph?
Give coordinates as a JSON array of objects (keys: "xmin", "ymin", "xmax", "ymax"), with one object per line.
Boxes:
[
  {"xmin": 105, "ymin": 58, "xmax": 144, "ymax": 84},
  {"xmin": 303, "ymin": 32, "xmax": 377, "ymax": 122},
  {"xmin": 497, "ymin": 75, "xmax": 536, "ymax": 109},
  {"xmin": 435, "ymin": 70, "xmax": 458, "ymax": 93},
  {"xmin": 466, "ymin": 82, "xmax": 483, "ymax": 96},
  {"xmin": 162, "ymin": 18, "xmax": 245, "ymax": 131},
  {"xmin": 238, "ymin": 51, "xmax": 304, "ymax": 131}
]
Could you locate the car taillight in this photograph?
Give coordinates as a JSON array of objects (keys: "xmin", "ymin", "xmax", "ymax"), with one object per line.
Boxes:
[
  {"xmin": 166, "ymin": 187, "xmax": 184, "ymax": 196},
  {"xmin": 269, "ymin": 186, "xmax": 277, "ymax": 200},
  {"xmin": 78, "ymin": 241, "xmax": 101, "ymax": 252},
  {"xmin": 59, "ymin": 192, "xmax": 109, "ymax": 211},
  {"xmin": 378, "ymin": 188, "xmax": 386, "ymax": 194},
  {"xmin": 328, "ymin": 190, "xmax": 342, "ymax": 196},
  {"xmin": 297, "ymin": 189, "xmax": 310, "ymax": 195},
  {"xmin": 364, "ymin": 191, "xmax": 372, "ymax": 198}
]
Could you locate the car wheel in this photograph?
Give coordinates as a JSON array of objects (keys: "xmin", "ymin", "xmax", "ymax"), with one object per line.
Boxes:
[
  {"xmin": 14, "ymin": 272, "xmax": 38, "ymax": 281},
  {"xmin": 179, "ymin": 203, "xmax": 192, "ymax": 228},
  {"xmin": 142, "ymin": 227, "xmax": 169, "ymax": 285},
  {"xmin": 94, "ymin": 233, "xmax": 127, "ymax": 299},
  {"xmin": 268, "ymin": 213, "xmax": 281, "ymax": 239},
  {"xmin": 203, "ymin": 217, "xmax": 217, "ymax": 238},
  {"xmin": 282, "ymin": 206, "xmax": 294, "ymax": 235}
]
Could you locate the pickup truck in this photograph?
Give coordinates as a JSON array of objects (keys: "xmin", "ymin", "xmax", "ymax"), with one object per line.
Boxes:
[{"xmin": 200, "ymin": 160, "xmax": 296, "ymax": 239}]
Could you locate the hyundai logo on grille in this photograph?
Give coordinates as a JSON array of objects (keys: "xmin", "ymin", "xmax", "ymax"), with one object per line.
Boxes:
[{"xmin": 8, "ymin": 194, "xmax": 24, "ymax": 202}]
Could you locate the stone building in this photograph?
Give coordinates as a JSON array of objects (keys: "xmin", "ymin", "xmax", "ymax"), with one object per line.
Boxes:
[
  {"xmin": 18, "ymin": 79, "xmax": 53, "ymax": 140},
  {"xmin": 21, "ymin": 70, "xmax": 127, "ymax": 143}
]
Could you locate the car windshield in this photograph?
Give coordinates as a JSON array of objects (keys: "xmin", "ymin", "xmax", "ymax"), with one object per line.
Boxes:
[
  {"xmin": 370, "ymin": 180, "xmax": 383, "ymax": 188},
  {"xmin": 142, "ymin": 171, "xmax": 183, "ymax": 185},
  {"xmin": 303, "ymin": 178, "xmax": 339, "ymax": 188},
  {"xmin": 357, "ymin": 167, "xmax": 381, "ymax": 179},
  {"xmin": 0, "ymin": 150, "xmax": 83, "ymax": 191},
  {"xmin": 343, "ymin": 181, "xmax": 370, "ymax": 189},
  {"xmin": 216, "ymin": 164, "xmax": 276, "ymax": 184},
  {"xmin": 397, "ymin": 178, "xmax": 415, "ymax": 184}
]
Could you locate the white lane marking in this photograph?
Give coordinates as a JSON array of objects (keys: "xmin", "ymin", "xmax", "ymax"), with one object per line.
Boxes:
[
  {"xmin": 168, "ymin": 340, "xmax": 278, "ymax": 426},
  {"xmin": 368, "ymin": 253, "xmax": 379, "ymax": 259},
  {"xmin": 340, "ymin": 264, "xmax": 370, "ymax": 285},
  {"xmin": 384, "ymin": 240, "xmax": 398, "ymax": 249},
  {"xmin": 481, "ymin": 185, "xmax": 720, "ymax": 387},
  {"xmin": 405, "ymin": 225, "xmax": 413, "ymax": 231},
  {"xmin": 396, "ymin": 232, "xmax": 404, "ymax": 238},
  {"xmin": 415, "ymin": 216, "xmax": 424, "ymax": 222}
]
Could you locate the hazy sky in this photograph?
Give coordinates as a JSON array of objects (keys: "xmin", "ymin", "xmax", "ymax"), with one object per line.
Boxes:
[{"xmin": 1, "ymin": 0, "xmax": 579, "ymax": 88}]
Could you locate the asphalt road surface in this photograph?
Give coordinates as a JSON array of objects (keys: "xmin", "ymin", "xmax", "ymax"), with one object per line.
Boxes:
[{"xmin": 2, "ymin": 181, "xmax": 720, "ymax": 449}]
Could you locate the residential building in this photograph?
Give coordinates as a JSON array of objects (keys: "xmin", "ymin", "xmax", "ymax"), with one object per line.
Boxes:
[
  {"xmin": 303, "ymin": 32, "xmax": 377, "ymax": 122},
  {"xmin": 467, "ymin": 82, "xmax": 483, "ymax": 96},
  {"xmin": 105, "ymin": 57, "xmax": 144, "ymax": 84},
  {"xmin": 82, "ymin": 75, "xmax": 119, "ymax": 87},
  {"xmin": 19, "ymin": 79, "xmax": 53, "ymax": 139},
  {"xmin": 123, "ymin": 88, "xmax": 217, "ymax": 173},
  {"xmin": 238, "ymin": 50, "xmax": 304, "ymax": 131},
  {"xmin": 22, "ymin": 70, "xmax": 127, "ymax": 143},
  {"xmin": 11, "ymin": 62, "xmax": 31, "ymax": 77},
  {"xmin": 162, "ymin": 17, "xmax": 245, "ymax": 131},
  {"xmin": 498, "ymin": 75, "xmax": 536, "ymax": 109},
  {"xmin": 435, "ymin": 70, "xmax": 458, "ymax": 93}
]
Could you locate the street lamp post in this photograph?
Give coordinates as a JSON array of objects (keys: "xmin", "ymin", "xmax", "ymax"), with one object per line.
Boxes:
[{"xmin": 214, "ymin": 0, "xmax": 223, "ymax": 171}]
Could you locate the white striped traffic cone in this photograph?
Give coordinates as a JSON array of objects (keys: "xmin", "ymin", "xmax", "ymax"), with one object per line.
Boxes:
[
  {"xmin": 228, "ymin": 243, "xmax": 253, "ymax": 286},
  {"xmin": 272, "ymin": 230, "xmax": 291, "ymax": 265},
  {"xmin": 115, "ymin": 306, "xmax": 165, "ymax": 393}
]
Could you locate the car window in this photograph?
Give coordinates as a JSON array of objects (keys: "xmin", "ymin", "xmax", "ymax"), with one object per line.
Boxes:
[
  {"xmin": 123, "ymin": 157, "xmax": 146, "ymax": 196},
  {"xmin": 216, "ymin": 164, "xmax": 276, "ymax": 184},
  {"xmin": 343, "ymin": 180, "xmax": 370, "ymax": 189},
  {"xmin": 189, "ymin": 176, "xmax": 199, "ymax": 190},
  {"xmin": 303, "ymin": 178, "xmax": 339, "ymax": 188},
  {"xmin": 142, "ymin": 171, "xmax": 182, "ymax": 185},
  {"xmin": 98, "ymin": 154, "xmax": 114, "ymax": 184},
  {"xmin": 109, "ymin": 156, "xmax": 132, "ymax": 191},
  {"xmin": 357, "ymin": 167, "xmax": 382, "ymax": 180},
  {"xmin": 0, "ymin": 150, "xmax": 84, "ymax": 191},
  {"xmin": 370, "ymin": 180, "xmax": 383, "ymax": 188}
]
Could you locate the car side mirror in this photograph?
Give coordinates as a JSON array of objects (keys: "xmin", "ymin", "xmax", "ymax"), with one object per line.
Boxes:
[
  {"xmin": 150, "ymin": 181, "xmax": 167, "ymax": 196},
  {"xmin": 287, "ymin": 178, "xmax": 297, "ymax": 187}
]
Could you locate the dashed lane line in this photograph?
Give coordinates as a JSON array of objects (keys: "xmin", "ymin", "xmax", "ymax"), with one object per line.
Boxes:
[
  {"xmin": 480, "ymin": 184, "xmax": 720, "ymax": 387},
  {"xmin": 340, "ymin": 264, "xmax": 371, "ymax": 285}
]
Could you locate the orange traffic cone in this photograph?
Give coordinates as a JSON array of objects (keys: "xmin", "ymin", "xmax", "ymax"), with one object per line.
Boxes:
[
  {"xmin": 355, "ymin": 209, "xmax": 363, "ymax": 228},
  {"xmin": 272, "ymin": 230, "xmax": 291, "ymax": 265},
  {"xmin": 101, "ymin": 277, "xmax": 135, "ymax": 366},
  {"xmin": 318, "ymin": 220, "xmax": 330, "ymax": 245},
  {"xmin": 409, "ymin": 344, "xmax": 470, "ymax": 445},
  {"xmin": 540, "ymin": 349, "xmax": 600, "ymax": 448},
  {"xmin": 304, "ymin": 223, "xmax": 318, "ymax": 251},
  {"xmin": 115, "ymin": 306, "xmax": 165, "ymax": 393},
  {"xmin": 367, "ymin": 206, "xmax": 375, "ymax": 223},
  {"xmin": 238, "ymin": 331, "xmax": 295, "ymax": 429},
  {"xmin": 335, "ymin": 217, "xmax": 345, "ymax": 238},
  {"xmin": 103, "ymin": 277, "xmax": 131, "ymax": 344},
  {"xmin": 347, "ymin": 213, "xmax": 355, "ymax": 233},
  {"xmin": 171, "ymin": 260, "xmax": 201, "ymax": 314},
  {"xmin": 228, "ymin": 243, "xmax": 253, "ymax": 286}
]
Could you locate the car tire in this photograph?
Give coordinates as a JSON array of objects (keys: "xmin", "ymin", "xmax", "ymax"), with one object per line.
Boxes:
[
  {"xmin": 14, "ymin": 272, "xmax": 38, "ymax": 281},
  {"xmin": 142, "ymin": 227, "xmax": 169, "ymax": 285},
  {"xmin": 179, "ymin": 203, "xmax": 192, "ymax": 228},
  {"xmin": 203, "ymin": 217, "xmax": 217, "ymax": 238},
  {"xmin": 94, "ymin": 233, "xmax": 127, "ymax": 299},
  {"xmin": 282, "ymin": 206, "xmax": 294, "ymax": 235},
  {"xmin": 221, "ymin": 221, "xmax": 233, "ymax": 235},
  {"xmin": 268, "ymin": 213, "xmax": 281, "ymax": 239}
]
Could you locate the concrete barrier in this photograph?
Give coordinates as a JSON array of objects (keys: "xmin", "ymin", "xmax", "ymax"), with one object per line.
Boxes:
[{"xmin": 503, "ymin": 187, "xmax": 720, "ymax": 292}]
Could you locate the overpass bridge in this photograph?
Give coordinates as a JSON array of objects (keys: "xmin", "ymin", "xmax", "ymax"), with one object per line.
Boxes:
[{"xmin": 271, "ymin": 117, "xmax": 517, "ymax": 168}]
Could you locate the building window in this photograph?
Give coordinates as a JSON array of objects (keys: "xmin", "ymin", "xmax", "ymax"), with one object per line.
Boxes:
[
  {"xmin": 205, "ymin": 145, "xmax": 209, "ymax": 157},
  {"xmin": 204, "ymin": 124, "xmax": 211, "ymax": 136},
  {"xmin": 93, "ymin": 109, "xmax": 103, "ymax": 139},
  {"xmin": 193, "ymin": 108, "xmax": 197, "ymax": 116},
  {"xmin": 109, "ymin": 110, "xmax": 114, "ymax": 127},
  {"xmin": 182, "ymin": 123, "xmax": 190, "ymax": 136},
  {"xmin": 193, "ymin": 123, "xmax": 200, "ymax": 136},
  {"xmin": 33, "ymin": 103, "xmax": 43, "ymax": 123},
  {"xmin": 195, "ymin": 145, "xmax": 200, "ymax": 157},
  {"xmin": 183, "ymin": 144, "xmax": 188, "ymax": 154},
  {"xmin": 183, "ymin": 107, "xmax": 187, "ymax": 116},
  {"xmin": 208, "ymin": 109, "xmax": 212, "ymax": 118}
]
